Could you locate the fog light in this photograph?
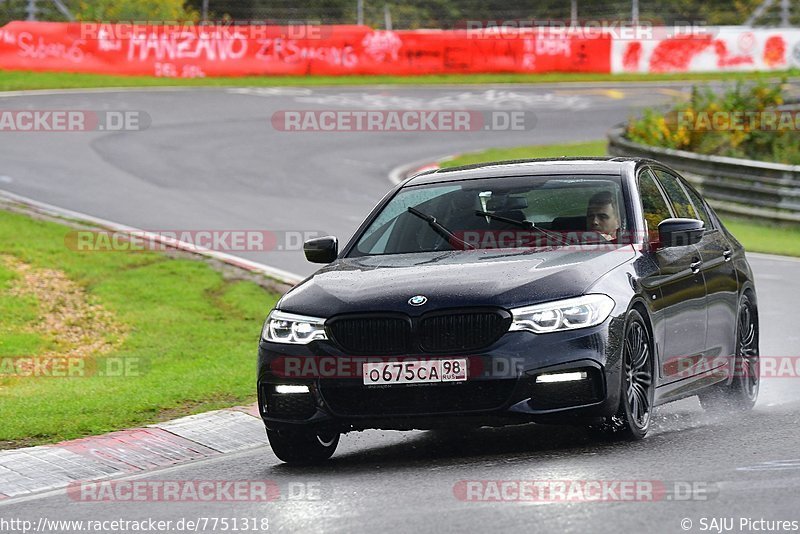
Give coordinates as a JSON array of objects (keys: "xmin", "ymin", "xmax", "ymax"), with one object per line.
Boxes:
[
  {"xmin": 536, "ymin": 371, "xmax": 588, "ymax": 383},
  {"xmin": 274, "ymin": 385, "xmax": 310, "ymax": 394}
]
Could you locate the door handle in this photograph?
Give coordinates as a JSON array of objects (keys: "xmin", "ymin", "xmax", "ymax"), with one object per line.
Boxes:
[
  {"xmin": 690, "ymin": 259, "xmax": 703, "ymax": 274},
  {"xmin": 723, "ymin": 249, "xmax": 732, "ymax": 262}
]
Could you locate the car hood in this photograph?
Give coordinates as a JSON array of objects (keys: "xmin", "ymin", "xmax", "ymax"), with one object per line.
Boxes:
[{"xmin": 279, "ymin": 246, "xmax": 636, "ymax": 316}]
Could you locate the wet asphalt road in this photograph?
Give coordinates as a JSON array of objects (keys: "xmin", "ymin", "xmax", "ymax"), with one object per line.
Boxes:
[{"xmin": 1, "ymin": 83, "xmax": 799, "ymax": 533}]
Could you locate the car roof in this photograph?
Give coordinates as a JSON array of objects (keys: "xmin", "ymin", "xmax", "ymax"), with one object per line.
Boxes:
[{"xmin": 406, "ymin": 157, "xmax": 654, "ymax": 186}]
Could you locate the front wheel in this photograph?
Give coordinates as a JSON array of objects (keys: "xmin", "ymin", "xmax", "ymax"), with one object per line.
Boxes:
[
  {"xmin": 267, "ymin": 428, "xmax": 339, "ymax": 464},
  {"xmin": 590, "ymin": 310, "xmax": 654, "ymax": 441},
  {"xmin": 699, "ymin": 293, "xmax": 759, "ymax": 412}
]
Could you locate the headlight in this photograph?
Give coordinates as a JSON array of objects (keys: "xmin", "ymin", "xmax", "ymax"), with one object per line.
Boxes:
[
  {"xmin": 509, "ymin": 294, "xmax": 615, "ymax": 334},
  {"xmin": 262, "ymin": 310, "xmax": 327, "ymax": 344}
]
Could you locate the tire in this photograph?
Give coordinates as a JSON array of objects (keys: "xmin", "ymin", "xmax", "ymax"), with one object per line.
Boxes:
[
  {"xmin": 590, "ymin": 310, "xmax": 654, "ymax": 441},
  {"xmin": 699, "ymin": 293, "xmax": 759, "ymax": 412},
  {"xmin": 267, "ymin": 428, "xmax": 339, "ymax": 464}
]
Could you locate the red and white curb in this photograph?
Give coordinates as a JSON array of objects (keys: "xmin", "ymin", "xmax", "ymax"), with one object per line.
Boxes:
[
  {"xmin": 0, "ymin": 404, "xmax": 265, "ymax": 500},
  {"xmin": 387, "ymin": 154, "xmax": 458, "ymax": 185}
]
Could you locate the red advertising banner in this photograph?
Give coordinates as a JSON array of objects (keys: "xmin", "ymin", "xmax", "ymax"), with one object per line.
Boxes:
[
  {"xmin": 611, "ymin": 27, "xmax": 800, "ymax": 73},
  {"xmin": 0, "ymin": 22, "xmax": 612, "ymax": 77}
]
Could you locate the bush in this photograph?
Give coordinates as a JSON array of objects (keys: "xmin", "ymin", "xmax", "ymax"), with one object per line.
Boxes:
[
  {"xmin": 77, "ymin": 0, "xmax": 198, "ymax": 22},
  {"xmin": 625, "ymin": 81, "xmax": 800, "ymax": 164}
]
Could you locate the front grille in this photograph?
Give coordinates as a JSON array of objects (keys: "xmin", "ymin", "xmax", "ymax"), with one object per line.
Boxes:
[
  {"xmin": 320, "ymin": 380, "xmax": 516, "ymax": 416},
  {"xmin": 419, "ymin": 310, "xmax": 511, "ymax": 352},
  {"xmin": 327, "ymin": 315, "xmax": 411, "ymax": 355},
  {"xmin": 326, "ymin": 309, "xmax": 510, "ymax": 355}
]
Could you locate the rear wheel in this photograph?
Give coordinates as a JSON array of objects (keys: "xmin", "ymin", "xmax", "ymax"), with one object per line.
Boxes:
[
  {"xmin": 699, "ymin": 294, "xmax": 759, "ymax": 411},
  {"xmin": 590, "ymin": 310, "xmax": 654, "ymax": 441},
  {"xmin": 267, "ymin": 428, "xmax": 339, "ymax": 464}
]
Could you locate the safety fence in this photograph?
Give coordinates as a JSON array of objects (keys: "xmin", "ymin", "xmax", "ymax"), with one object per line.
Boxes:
[{"xmin": 1, "ymin": 22, "xmax": 799, "ymax": 77}]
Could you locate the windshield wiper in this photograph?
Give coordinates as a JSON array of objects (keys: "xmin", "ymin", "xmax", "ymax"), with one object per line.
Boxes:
[
  {"xmin": 474, "ymin": 210, "xmax": 574, "ymax": 248},
  {"xmin": 474, "ymin": 210, "xmax": 533, "ymax": 229},
  {"xmin": 407, "ymin": 207, "xmax": 475, "ymax": 250}
]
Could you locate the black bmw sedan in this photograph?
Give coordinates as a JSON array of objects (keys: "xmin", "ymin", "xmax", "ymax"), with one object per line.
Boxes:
[{"xmin": 257, "ymin": 157, "xmax": 759, "ymax": 464}]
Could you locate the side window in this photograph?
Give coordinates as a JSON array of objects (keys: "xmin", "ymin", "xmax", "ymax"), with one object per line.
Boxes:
[
  {"xmin": 681, "ymin": 182, "xmax": 715, "ymax": 229},
  {"xmin": 638, "ymin": 169, "xmax": 673, "ymax": 238},
  {"xmin": 654, "ymin": 169, "xmax": 698, "ymax": 219}
]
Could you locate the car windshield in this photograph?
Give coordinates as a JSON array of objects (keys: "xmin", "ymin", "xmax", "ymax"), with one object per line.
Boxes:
[{"xmin": 351, "ymin": 174, "xmax": 629, "ymax": 256}]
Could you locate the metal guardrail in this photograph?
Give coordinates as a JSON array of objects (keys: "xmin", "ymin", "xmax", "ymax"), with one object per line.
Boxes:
[{"xmin": 607, "ymin": 125, "xmax": 800, "ymax": 223}]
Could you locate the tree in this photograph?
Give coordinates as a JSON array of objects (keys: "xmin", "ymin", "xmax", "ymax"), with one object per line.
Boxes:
[{"xmin": 76, "ymin": 0, "xmax": 198, "ymax": 21}]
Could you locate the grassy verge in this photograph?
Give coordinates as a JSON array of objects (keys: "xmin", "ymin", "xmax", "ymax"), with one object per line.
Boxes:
[
  {"xmin": 440, "ymin": 141, "xmax": 800, "ymax": 258},
  {"xmin": 1, "ymin": 69, "xmax": 799, "ymax": 91},
  {"xmin": 721, "ymin": 218, "xmax": 800, "ymax": 258},
  {"xmin": 0, "ymin": 208, "xmax": 281, "ymax": 447},
  {"xmin": 439, "ymin": 140, "xmax": 608, "ymax": 167}
]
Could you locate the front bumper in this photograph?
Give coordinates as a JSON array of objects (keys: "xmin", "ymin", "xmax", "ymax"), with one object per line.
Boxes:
[{"xmin": 257, "ymin": 316, "xmax": 625, "ymax": 433}]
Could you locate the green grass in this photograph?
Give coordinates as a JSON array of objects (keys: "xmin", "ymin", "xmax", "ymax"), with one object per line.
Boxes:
[
  {"xmin": 439, "ymin": 140, "xmax": 608, "ymax": 167},
  {"xmin": 0, "ymin": 264, "xmax": 43, "ymax": 357},
  {"xmin": 0, "ymin": 209, "xmax": 281, "ymax": 446},
  {"xmin": 1, "ymin": 69, "xmax": 799, "ymax": 91},
  {"xmin": 722, "ymin": 218, "xmax": 800, "ymax": 257},
  {"xmin": 440, "ymin": 141, "xmax": 800, "ymax": 258}
]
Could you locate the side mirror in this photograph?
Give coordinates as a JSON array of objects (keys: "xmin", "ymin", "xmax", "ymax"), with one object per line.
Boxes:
[
  {"xmin": 304, "ymin": 236, "xmax": 338, "ymax": 263},
  {"xmin": 657, "ymin": 218, "xmax": 704, "ymax": 248}
]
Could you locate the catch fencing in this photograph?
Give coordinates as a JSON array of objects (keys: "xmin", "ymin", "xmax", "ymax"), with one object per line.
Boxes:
[{"xmin": 1, "ymin": 22, "xmax": 799, "ymax": 76}]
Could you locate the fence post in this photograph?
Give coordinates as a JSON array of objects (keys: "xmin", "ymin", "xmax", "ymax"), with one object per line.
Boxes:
[{"xmin": 26, "ymin": 0, "xmax": 36, "ymax": 21}]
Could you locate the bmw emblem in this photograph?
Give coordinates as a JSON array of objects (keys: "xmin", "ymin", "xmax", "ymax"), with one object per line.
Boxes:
[{"xmin": 408, "ymin": 295, "xmax": 428, "ymax": 306}]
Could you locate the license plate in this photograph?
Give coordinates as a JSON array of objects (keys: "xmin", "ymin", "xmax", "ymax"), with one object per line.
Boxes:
[{"xmin": 362, "ymin": 359, "xmax": 467, "ymax": 385}]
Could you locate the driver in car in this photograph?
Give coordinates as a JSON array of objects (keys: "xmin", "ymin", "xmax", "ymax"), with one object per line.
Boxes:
[{"xmin": 586, "ymin": 191, "xmax": 620, "ymax": 241}]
